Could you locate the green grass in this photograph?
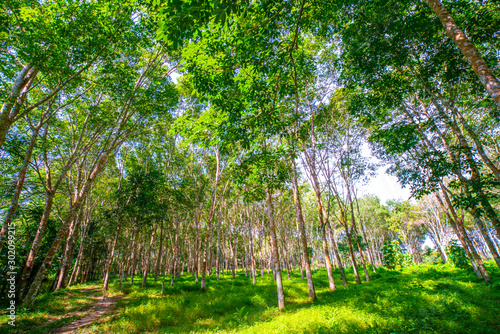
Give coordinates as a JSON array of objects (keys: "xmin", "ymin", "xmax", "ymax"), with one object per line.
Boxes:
[{"xmin": 3, "ymin": 262, "xmax": 500, "ymax": 333}]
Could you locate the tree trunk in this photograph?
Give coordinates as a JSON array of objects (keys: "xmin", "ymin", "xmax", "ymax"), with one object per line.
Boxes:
[
  {"xmin": 472, "ymin": 213, "xmax": 500, "ymax": 270},
  {"xmin": 154, "ymin": 219, "xmax": 165, "ymax": 281},
  {"xmin": 171, "ymin": 217, "xmax": 180, "ymax": 286},
  {"xmin": 0, "ymin": 123, "xmax": 42, "ymax": 250},
  {"xmin": 201, "ymin": 146, "xmax": 221, "ymax": 292},
  {"xmin": 327, "ymin": 223, "xmax": 348, "ymax": 288},
  {"xmin": 142, "ymin": 223, "xmax": 158, "ymax": 288},
  {"xmin": 435, "ymin": 187, "xmax": 492, "ymax": 283},
  {"xmin": 56, "ymin": 204, "xmax": 85, "ymax": 290},
  {"xmin": 103, "ymin": 219, "xmax": 122, "ymax": 291},
  {"xmin": 309, "ymin": 169, "xmax": 336, "ymax": 291},
  {"xmin": 22, "ymin": 194, "xmax": 89, "ymax": 308},
  {"xmin": 289, "ymin": 155, "xmax": 316, "ymax": 296},
  {"xmin": 247, "ymin": 207, "xmax": 257, "ymax": 285},
  {"xmin": 0, "ymin": 64, "xmax": 37, "ymax": 148},
  {"xmin": 423, "ymin": 0, "xmax": 500, "ymax": 107},
  {"xmin": 266, "ymin": 188, "xmax": 285, "ymax": 310}
]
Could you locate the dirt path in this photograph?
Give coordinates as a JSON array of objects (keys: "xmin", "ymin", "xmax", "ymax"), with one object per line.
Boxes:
[{"xmin": 51, "ymin": 290, "xmax": 121, "ymax": 334}]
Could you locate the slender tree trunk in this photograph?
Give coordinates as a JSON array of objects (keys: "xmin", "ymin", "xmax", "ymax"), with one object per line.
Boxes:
[
  {"xmin": 327, "ymin": 223, "xmax": 348, "ymax": 288},
  {"xmin": 0, "ymin": 123, "xmax": 42, "ymax": 250},
  {"xmin": 18, "ymin": 190, "xmax": 57, "ymax": 300},
  {"xmin": 247, "ymin": 207, "xmax": 257, "ymax": 285},
  {"xmin": 345, "ymin": 223, "xmax": 361, "ymax": 284},
  {"xmin": 0, "ymin": 64, "xmax": 37, "ymax": 148},
  {"xmin": 216, "ymin": 214, "xmax": 222, "ymax": 281},
  {"xmin": 194, "ymin": 209, "xmax": 200, "ymax": 283},
  {"xmin": 201, "ymin": 147, "xmax": 221, "ymax": 292},
  {"xmin": 142, "ymin": 223, "xmax": 158, "ymax": 288},
  {"xmin": 309, "ymin": 170, "xmax": 335, "ymax": 290},
  {"xmin": 266, "ymin": 188, "xmax": 285, "ymax": 310},
  {"xmin": 68, "ymin": 213, "xmax": 90, "ymax": 286},
  {"xmin": 103, "ymin": 219, "xmax": 123, "ymax": 291},
  {"xmin": 155, "ymin": 219, "xmax": 165, "ymax": 280},
  {"xmin": 435, "ymin": 188, "xmax": 492, "ymax": 283},
  {"xmin": 232, "ymin": 222, "xmax": 238, "ymax": 279},
  {"xmin": 171, "ymin": 217, "xmax": 180, "ymax": 286},
  {"xmin": 56, "ymin": 203, "xmax": 85, "ymax": 290},
  {"xmin": 291, "ymin": 159, "xmax": 316, "ymax": 300},
  {"xmin": 22, "ymin": 193, "xmax": 89, "ymax": 308},
  {"xmin": 472, "ymin": 213, "xmax": 500, "ymax": 270}
]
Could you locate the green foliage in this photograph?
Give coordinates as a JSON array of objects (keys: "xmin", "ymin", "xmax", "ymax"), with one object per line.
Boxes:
[
  {"xmin": 445, "ymin": 240, "xmax": 471, "ymax": 270},
  {"xmin": 382, "ymin": 239, "xmax": 413, "ymax": 270},
  {"xmin": 422, "ymin": 246, "xmax": 444, "ymax": 265},
  {"xmin": 382, "ymin": 240, "xmax": 399, "ymax": 269}
]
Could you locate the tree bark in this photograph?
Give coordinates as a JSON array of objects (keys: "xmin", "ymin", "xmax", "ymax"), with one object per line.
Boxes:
[
  {"xmin": 103, "ymin": 219, "xmax": 123, "ymax": 290},
  {"xmin": 56, "ymin": 203, "xmax": 85, "ymax": 290},
  {"xmin": 327, "ymin": 223, "xmax": 348, "ymax": 287},
  {"xmin": 154, "ymin": 219, "xmax": 165, "ymax": 281},
  {"xmin": 0, "ymin": 64, "xmax": 37, "ymax": 148},
  {"xmin": 289, "ymin": 159, "xmax": 316, "ymax": 298},
  {"xmin": 0, "ymin": 122, "xmax": 42, "ymax": 250},
  {"xmin": 142, "ymin": 222, "xmax": 158, "ymax": 288},
  {"xmin": 423, "ymin": 0, "xmax": 500, "ymax": 108},
  {"xmin": 22, "ymin": 149, "xmax": 112, "ymax": 308},
  {"xmin": 266, "ymin": 188, "xmax": 285, "ymax": 310}
]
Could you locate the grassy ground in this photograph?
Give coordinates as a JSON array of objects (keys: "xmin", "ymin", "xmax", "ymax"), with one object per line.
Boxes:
[{"xmin": 2, "ymin": 262, "xmax": 500, "ymax": 333}]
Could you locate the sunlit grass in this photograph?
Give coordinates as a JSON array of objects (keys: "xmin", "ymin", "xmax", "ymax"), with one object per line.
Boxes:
[{"xmin": 3, "ymin": 262, "xmax": 500, "ymax": 333}]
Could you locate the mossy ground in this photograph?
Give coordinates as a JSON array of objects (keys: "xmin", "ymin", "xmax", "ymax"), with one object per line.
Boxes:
[{"xmin": 2, "ymin": 262, "xmax": 500, "ymax": 333}]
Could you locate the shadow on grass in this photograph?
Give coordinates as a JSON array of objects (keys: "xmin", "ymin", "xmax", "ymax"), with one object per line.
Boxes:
[{"xmin": 100, "ymin": 263, "xmax": 500, "ymax": 333}]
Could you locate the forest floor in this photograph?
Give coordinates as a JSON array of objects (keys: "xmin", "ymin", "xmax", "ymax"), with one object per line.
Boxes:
[
  {"xmin": 51, "ymin": 288, "xmax": 122, "ymax": 334},
  {"xmin": 2, "ymin": 262, "xmax": 500, "ymax": 333}
]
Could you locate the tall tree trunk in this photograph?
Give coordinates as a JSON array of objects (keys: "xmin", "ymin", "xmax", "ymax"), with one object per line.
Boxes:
[
  {"xmin": 309, "ymin": 168, "xmax": 336, "ymax": 291},
  {"xmin": 171, "ymin": 217, "xmax": 180, "ymax": 286},
  {"xmin": 435, "ymin": 186, "xmax": 492, "ymax": 283},
  {"xmin": 56, "ymin": 203, "xmax": 85, "ymax": 290},
  {"xmin": 289, "ymin": 157, "xmax": 316, "ymax": 297},
  {"xmin": 344, "ymin": 222, "xmax": 361, "ymax": 284},
  {"xmin": 201, "ymin": 146, "xmax": 221, "ymax": 292},
  {"xmin": 103, "ymin": 219, "xmax": 123, "ymax": 291},
  {"xmin": 154, "ymin": 219, "xmax": 165, "ymax": 281},
  {"xmin": 423, "ymin": 0, "xmax": 500, "ymax": 107},
  {"xmin": 0, "ymin": 122, "xmax": 42, "ymax": 250},
  {"xmin": 216, "ymin": 213, "xmax": 222, "ymax": 281},
  {"xmin": 471, "ymin": 212, "xmax": 500, "ymax": 270},
  {"xmin": 327, "ymin": 223, "xmax": 348, "ymax": 288},
  {"xmin": 142, "ymin": 223, "xmax": 158, "ymax": 288},
  {"xmin": 247, "ymin": 206, "xmax": 257, "ymax": 285},
  {"xmin": 231, "ymin": 221, "xmax": 238, "ymax": 279},
  {"xmin": 0, "ymin": 64, "xmax": 37, "ymax": 148},
  {"xmin": 266, "ymin": 188, "xmax": 285, "ymax": 310},
  {"xmin": 22, "ymin": 193, "xmax": 89, "ymax": 308}
]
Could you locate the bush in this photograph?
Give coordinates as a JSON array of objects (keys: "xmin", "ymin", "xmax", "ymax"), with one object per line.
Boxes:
[
  {"xmin": 445, "ymin": 240, "xmax": 471, "ymax": 270},
  {"xmin": 422, "ymin": 247, "xmax": 444, "ymax": 265},
  {"xmin": 382, "ymin": 240, "xmax": 413, "ymax": 269}
]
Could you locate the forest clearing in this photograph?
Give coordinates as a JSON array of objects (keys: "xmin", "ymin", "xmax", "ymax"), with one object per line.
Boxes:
[{"xmin": 1, "ymin": 0, "xmax": 500, "ymax": 333}]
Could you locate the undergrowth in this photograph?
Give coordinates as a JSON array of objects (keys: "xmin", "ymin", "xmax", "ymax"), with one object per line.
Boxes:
[{"xmin": 2, "ymin": 262, "xmax": 500, "ymax": 333}]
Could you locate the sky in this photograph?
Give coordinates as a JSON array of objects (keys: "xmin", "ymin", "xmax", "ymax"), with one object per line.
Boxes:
[
  {"xmin": 359, "ymin": 166, "xmax": 412, "ymax": 205},
  {"xmin": 358, "ymin": 142, "xmax": 412, "ymax": 205}
]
